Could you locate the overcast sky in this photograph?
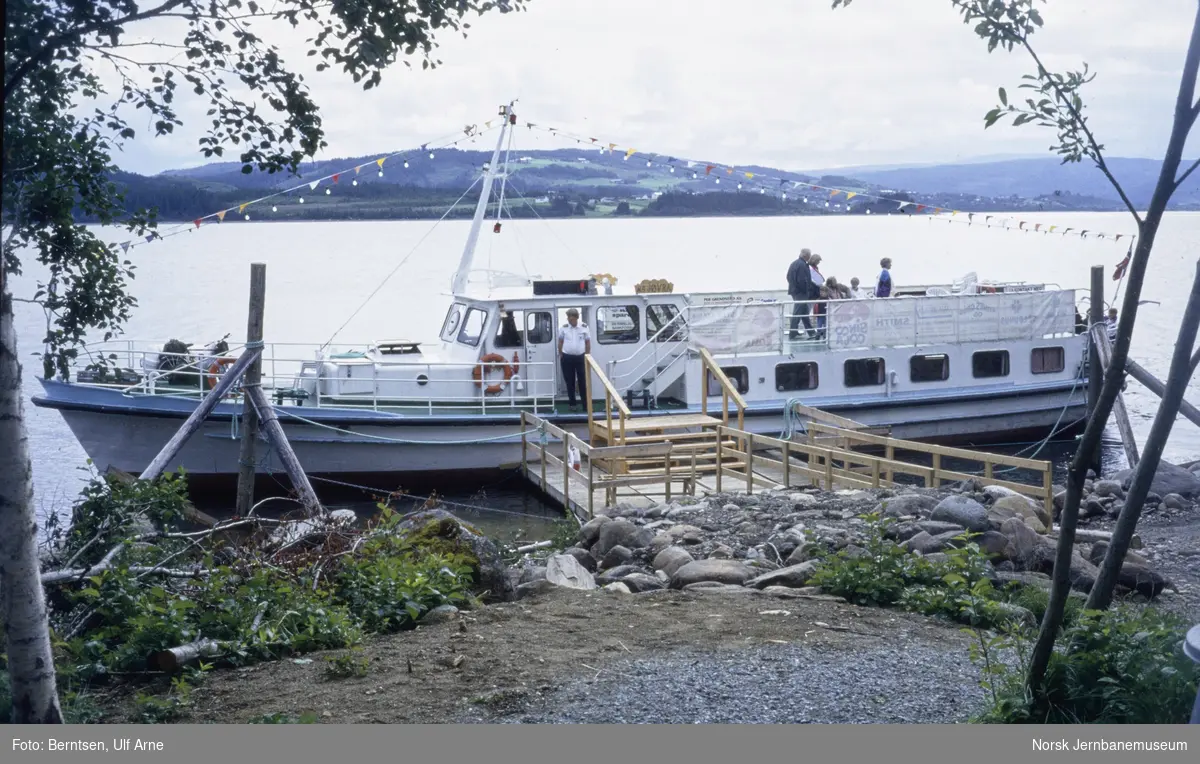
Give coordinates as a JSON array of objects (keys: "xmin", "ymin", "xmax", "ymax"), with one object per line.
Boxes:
[{"xmin": 109, "ymin": 0, "xmax": 1198, "ymax": 175}]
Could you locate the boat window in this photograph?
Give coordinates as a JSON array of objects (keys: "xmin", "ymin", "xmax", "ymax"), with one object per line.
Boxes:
[
  {"xmin": 525, "ymin": 311, "xmax": 554, "ymax": 344},
  {"xmin": 1032, "ymin": 346, "xmax": 1065, "ymax": 374},
  {"xmin": 775, "ymin": 362, "xmax": 819, "ymax": 391},
  {"xmin": 910, "ymin": 354, "xmax": 950, "ymax": 383},
  {"xmin": 596, "ymin": 305, "xmax": 641, "ymax": 344},
  {"xmin": 972, "ymin": 350, "xmax": 1010, "ymax": 378},
  {"xmin": 708, "ymin": 366, "xmax": 750, "ymax": 396},
  {"xmin": 494, "ymin": 310, "xmax": 524, "ymax": 348},
  {"xmin": 456, "ymin": 307, "xmax": 487, "ymax": 347},
  {"xmin": 440, "ymin": 303, "xmax": 465, "ymax": 342},
  {"xmin": 647, "ymin": 304, "xmax": 687, "ymax": 342},
  {"xmin": 844, "ymin": 358, "xmax": 885, "ymax": 387}
]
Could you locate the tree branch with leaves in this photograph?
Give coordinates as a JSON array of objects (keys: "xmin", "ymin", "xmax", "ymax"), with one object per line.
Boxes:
[{"xmin": 2, "ymin": 0, "xmax": 526, "ymax": 724}]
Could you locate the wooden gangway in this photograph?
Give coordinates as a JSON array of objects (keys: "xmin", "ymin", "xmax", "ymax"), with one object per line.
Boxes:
[{"xmin": 520, "ymin": 354, "xmax": 1056, "ymax": 522}]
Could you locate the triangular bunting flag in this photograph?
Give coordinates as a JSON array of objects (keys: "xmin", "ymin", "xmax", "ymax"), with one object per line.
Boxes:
[
  {"xmin": 608, "ymin": 143, "xmax": 617, "ymax": 152},
  {"xmin": 120, "ymin": 242, "xmax": 130, "ymax": 253},
  {"xmin": 1049, "ymin": 225, "xmax": 1057, "ymax": 233},
  {"xmin": 625, "ymin": 148, "xmax": 637, "ymax": 159},
  {"xmin": 193, "ymin": 219, "xmax": 202, "ymax": 228},
  {"xmin": 726, "ymin": 167, "xmax": 734, "ymax": 175},
  {"xmin": 846, "ymin": 192, "xmax": 857, "ymax": 200},
  {"xmin": 1035, "ymin": 223, "xmax": 1042, "ymax": 231},
  {"xmin": 1019, "ymin": 222, "xmax": 1026, "ymax": 230},
  {"xmin": 915, "ymin": 204, "xmax": 926, "ymax": 212},
  {"xmin": 830, "ymin": 190, "xmax": 842, "ymax": 198},
  {"xmin": 590, "ymin": 137, "xmax": 598, "ymax": 143},
  {"xmin": 354, "ymin": 165, "xmax": 362, "ymax": 174},
  {"xmin": 309, "ymin": 181, "xmax": 319, "ymax": 191},
  {"xmin": 376, "ymin": 157, "xmax": 386, "ymax": 167},
  {"xmin": 239, "ymin": 204, "xmax": 247, "ymax": 213},
  {"xmin": 217, "ymin": 210, "xmax": 227, "ymax": 222},
  {"xmin": 705, "ymin": 165, "xmax": 714, "ymax": 175},
  {"xmin": 1080, "ymin": 230, "xmax": 1089, "ymax": 238},
  {"xmin": 744, "ymin": 172, "xmax": 754, "ymax": 179},
  {"xmin": 687, "ymin": 161, "xmax": 696, "ymax": 168},
  {"xmin": 1115, "ymin": 234, "xmax": 1123, "ymax": 242},
  {"xmin": 332, "ymin": 174, "xmax": 339, "ymax": 184},
  {"xmin": 145, "ymin": 234, "xmax": 155, "ymax": 243},
  {"xmin": 897, "ymin": 201, "xmax": 912, "ymax": 210}
]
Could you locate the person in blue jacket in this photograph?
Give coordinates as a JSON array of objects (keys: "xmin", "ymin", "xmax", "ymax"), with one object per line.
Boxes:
[{"xmin": 875, "ymin": 257, "xmax": 893, "ymax": 298}]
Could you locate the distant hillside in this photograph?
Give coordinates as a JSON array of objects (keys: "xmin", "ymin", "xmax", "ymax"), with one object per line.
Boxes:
[
  {"xmin": 100, "ymin": 151, "xmax": 1199, "ymax": 223},
  {"xmin": 832, "ymin": 157, "xmax": 1200, "ymax": 209}
]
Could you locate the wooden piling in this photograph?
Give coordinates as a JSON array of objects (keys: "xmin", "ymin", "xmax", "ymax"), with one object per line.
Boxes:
[
  {"xmin": 1088, "ymin": 265, "xmax": 1105, "ymax": 472},
  {"xmin": 245, "ymin": 384, "xmax": 323, "ymax": 517},
  {"xmin": 1089, "ymin": 324, "xmax": 1140, "ymax": 468},
  {"xmin": 235, "ymin": 263, "xmax": 266, "ymax": 517},
  {"xmin": 139, "ymin": 347, "xmax": 262, "ymax": 482}
]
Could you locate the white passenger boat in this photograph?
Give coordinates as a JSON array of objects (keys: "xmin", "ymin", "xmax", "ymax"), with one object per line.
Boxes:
[{"xmin": 33, "ymin": 104, "xmax": 1090, "ymax": 490}]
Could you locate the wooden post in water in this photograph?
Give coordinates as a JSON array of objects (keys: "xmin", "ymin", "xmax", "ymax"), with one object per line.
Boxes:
[
  {"xmin": 139, "ymin": 348, "xmax": 262, "ymax": 481},
  {"xmin": 1087, "ymin": 265, "xmax": 1105, "ymax": 473},
  {"xmin": 235, "ymin": 263, "xmax": 266, "ymax": 517},
  {"xmin": 1125, "ymin": 358, "xmax": 1200, "ymax": 430},
  {"xmin": 245, "ymin": 385, "xmax": 323, "ymax": 517}
]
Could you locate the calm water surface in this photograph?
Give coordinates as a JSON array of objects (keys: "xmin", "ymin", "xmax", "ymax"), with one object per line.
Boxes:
[{"xmin": 12, "ymin": 212, "xmax": 1200, "ymax": 531}]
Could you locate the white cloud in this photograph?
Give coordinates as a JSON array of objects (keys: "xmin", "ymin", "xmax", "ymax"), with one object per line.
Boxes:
[{"xmin": 107, "ymin": 0, "xmax": 1199, "ymax": 174}]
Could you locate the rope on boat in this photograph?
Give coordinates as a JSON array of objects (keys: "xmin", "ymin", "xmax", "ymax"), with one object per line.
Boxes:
[
  {"xmin": 778, "ymin": 398, "xmax": 809, "ymax": 441},
  {"xmin": 269, "ymin": 405, "xmax": 548, "ymax": 446}
]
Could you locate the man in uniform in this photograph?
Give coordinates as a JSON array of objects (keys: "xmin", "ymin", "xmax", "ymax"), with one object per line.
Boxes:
[{"xmin": 557, "ymin": 308, "xmax": 591, "ymax": 411}]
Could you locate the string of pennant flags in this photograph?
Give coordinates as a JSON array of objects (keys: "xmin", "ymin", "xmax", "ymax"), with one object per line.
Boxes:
[
  {"xmin": 110, "ymin": 111, "xmax": 1138, "ymax": 279},
  {"xmin": 519, "ymin": 121, "xmax": 1137, "ymax": 248},
  {"xmin": 108, "ymin": 119, "xmax": 506, "ymax": 254}
]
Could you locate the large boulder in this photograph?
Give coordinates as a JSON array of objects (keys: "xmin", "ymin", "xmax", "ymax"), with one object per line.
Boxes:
[
  {"xmin": 545, "ymin": 554, "xmax": 597, "ymax": 590},
  {"xmin": 1115, "ymin": 563, "xmax": 1170, "ymax": 599},
  {"xmin": 999, "ymin": 517, "xmax": 1054, "ymax": 571},
  {"xmin": 652, "ymin": 546, "xmax": 695, "ymax": 578},
  {"xmin": 670, "ymin": 559, "xmax": 755, "ymax": 589},
  {"xmin": 595, "ymin": 519, "xmax": 654, "ymax": 556},
  {"xmin": 577, "ymin": 516, "xmax": 612, "ymax": 549},
  {"xmin": 619, "ymin": 572, "xmax": 667, "ymax": 593},
  {"xmin": 744, "ymin": 561, "xmax": 820, "ymax": 589},
  {"xmin": 599, "ymin": 545, "xmax": 633, "ymax": 571},
  {"xmin": 930, "ymin": 496, "xmax": 990, "ymax": 533},
  {"xmin": 1114, "ymin": 461, "xmax": 1200, "ymax": 498},
  {"xmin": 878, "ymin": 494, "xmax": 939, "ymax": 518},
  {"xmin": 562, "ymin": 546, "xmax": 597, "ymax": 572},
  {"xmin": 991, "ymin": 494, "xmax": 1051, "ymax": 531},
  {"xmin": 396, "ymin": 509, "xmax": 512, "ymax": 601},
  {"xmin": 977, "ymin": 530, "xmax": 1015, "ymax": 561}
]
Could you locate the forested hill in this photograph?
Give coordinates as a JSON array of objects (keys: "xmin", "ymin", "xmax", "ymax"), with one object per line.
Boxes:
[{"xmin": 86, "ymin": 151, "xmax": 1200, "ymax": 223}]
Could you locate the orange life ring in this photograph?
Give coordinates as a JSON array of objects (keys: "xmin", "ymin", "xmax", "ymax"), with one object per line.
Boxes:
[
  {"xmin": 473, "ymin": 353, "xmax": 514, "ymax": 395},
  {"xmin": 205, "ymin": 357, "xmax": 237, "ymax": 389}
]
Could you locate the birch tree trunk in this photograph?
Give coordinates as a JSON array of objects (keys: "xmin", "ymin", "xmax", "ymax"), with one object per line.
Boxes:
[
  {"xmin": 0, "ymin": 291, "xmax": 63, "ymax": 723},
  {"xmin": 1086, "ymin": 259, "xmax": 1200, "ymax": 611}
]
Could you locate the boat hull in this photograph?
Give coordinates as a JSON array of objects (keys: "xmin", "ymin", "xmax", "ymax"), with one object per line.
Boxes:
[{"xmin": 35, "ymin": 379, "xmax": 1086, "ymax": 491}]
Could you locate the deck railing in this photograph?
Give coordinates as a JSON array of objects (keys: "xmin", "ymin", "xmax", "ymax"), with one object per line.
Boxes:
[
  {"xmin": 699, "ymin": 347, "xmax": 746, "ymax": 431},
  {"xmin": 60, "ymin": 340, "xmax": 561, "ymax": 414}
]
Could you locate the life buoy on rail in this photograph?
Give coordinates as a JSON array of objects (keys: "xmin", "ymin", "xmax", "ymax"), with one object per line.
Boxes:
[
  {"xmin": 205, "ymin": 357, "xmax": 238, "ymax": 389},
  {"xmin": 473, "ymin": 353, "xmax": 514, "ymax": 395}
]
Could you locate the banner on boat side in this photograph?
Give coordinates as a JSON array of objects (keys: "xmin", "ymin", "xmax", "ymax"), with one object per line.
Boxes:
[
  {"xmin": 688, "ymin": 299, "xmax": 786, "ymax": 354},
  {"xmin": 826, "ymin": 290, "xmax": 1076, "ymax": 349}
]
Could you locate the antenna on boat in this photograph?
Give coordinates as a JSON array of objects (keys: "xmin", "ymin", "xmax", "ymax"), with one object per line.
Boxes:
[{"xmin": 451, "ymin": 100, "xmax": 517, "ymax": 296}]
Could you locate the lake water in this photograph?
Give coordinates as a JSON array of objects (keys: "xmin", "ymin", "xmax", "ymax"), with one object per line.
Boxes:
[{"xmin": 11, "ymin": 211, "xmax": 1200, "ymax": 534}]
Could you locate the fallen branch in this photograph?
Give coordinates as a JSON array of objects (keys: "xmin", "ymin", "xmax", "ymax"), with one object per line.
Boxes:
[
  {"xmin": 512, "ymin": 540, "xmax": 553, "ymax": 553},
  {"xmin": 42, "ymin": 562, "xmax": 214, "ymax": 585}
]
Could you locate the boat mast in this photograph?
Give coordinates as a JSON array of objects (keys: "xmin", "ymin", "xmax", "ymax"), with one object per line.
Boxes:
[{"xmin": 451, "ymin": 101, "xmax": 515, "ymax": 296}]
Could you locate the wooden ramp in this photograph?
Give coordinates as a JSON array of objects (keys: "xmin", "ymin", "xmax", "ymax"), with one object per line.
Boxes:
[{"xmin": 520, "ymin": 353, "xmax": 1056, "ymax": 523}]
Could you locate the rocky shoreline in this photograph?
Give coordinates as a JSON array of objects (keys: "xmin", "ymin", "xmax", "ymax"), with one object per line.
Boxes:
[{"xmin": 504, "ymin": 464, "xmax": 1200, "ymax": 620}]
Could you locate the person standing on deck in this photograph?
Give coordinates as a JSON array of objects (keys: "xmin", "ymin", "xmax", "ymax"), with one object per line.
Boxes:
[
  {"xmin": 809, "ymin": 254, "xmax": 827, "ymax": 337},
  {"xmin": 787, "ymin": 249, "xmax": 815, "ymax": 339},
  {"xmin": 849, "ymin": 276, "xmax": 867, "ymax": 299},
  {"xmin": 875, "ymin": 257, "xmax": 893, "ymax": 298},
  {"xmin": 558, "ymin": 308, "xmax": 591, "ymax": 411}
]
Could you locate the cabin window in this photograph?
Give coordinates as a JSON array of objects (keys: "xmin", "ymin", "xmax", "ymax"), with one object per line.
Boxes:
[
  {"xmin": 776, "ymin": 362, "xmax": 819, "ymax": 391},
  {"xmin": 456, "ymin": 307, "xmax": 487, "ymax": 347},
  {"xmin": 648, "ymin": 304, "xmax": 687, "ymax": 342},
  {"xmin": 910, "ymin": 354, "xmax": 949, "ymax": 383},
  {"xmin": 440, "ymin": 303, "xmax": 465, "ymax": 342},
  {"xmin": 972, "ymin": 350, "xmax": 1010, "ymax": 378},
  {"xmin": 494, "ymin": 310, "xmax": 524, "ymax": 348},
  {"xmin": 596, "ymin": 305, "xmax": 641, "ymax": 344},
  {"xmin": 525, "ymin": 311, "xmax": 554, "ymax": 344},
  {"xmin": 708, "ymin": 366, "xmax": 750, "ymax": 396},
  {"xmin": 844, "ymin": 358, "xmax": 885, "ymax": 387},
  {"xmin": 1032, "ymin": 346, "xmax": 1065, "ymax": 374}
]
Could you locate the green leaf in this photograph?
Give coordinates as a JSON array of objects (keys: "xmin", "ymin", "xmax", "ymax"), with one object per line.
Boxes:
[{"xmin": 998, "ymin": 87, "xmax": 1008, "ymax": 106}]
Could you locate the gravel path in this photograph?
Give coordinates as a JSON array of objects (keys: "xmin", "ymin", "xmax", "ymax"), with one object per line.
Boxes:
[{"xmin": 489, "ymin": 643, "xmax": 988, "ymax": 724}]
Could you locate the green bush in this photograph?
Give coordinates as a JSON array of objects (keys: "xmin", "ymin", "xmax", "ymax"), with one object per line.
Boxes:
[
  {"xmin": 810, "ymin": 514, "xmax": 943, "ymax": 606},
  {"xmin": 322, "ymin": 650, "xmax": 370, "ymax": 679},
  {"xmin": 972, "ymin": 607, "xmax": 1200, "ymax": 724}
]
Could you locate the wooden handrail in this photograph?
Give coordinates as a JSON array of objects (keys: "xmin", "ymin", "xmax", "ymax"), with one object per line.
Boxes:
[
  {"xmin": 698, "ymin": 346, "xmax": 746, "ymax": 430},
  {"xmin": 584, "ymin": 352, "xmax": 631, "ymax": 446}
]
